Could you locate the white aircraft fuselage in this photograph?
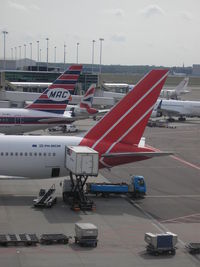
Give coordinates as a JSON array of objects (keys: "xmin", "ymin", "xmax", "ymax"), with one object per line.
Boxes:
[
  {"xmin": 0, "ymin": 135, "xmax": 81, "ymax": 178},
  {"xmin": 0, "ymin": 108, "xmax": 73, "ymax": 134},
  {"xmin": 160, "ymin": 99, "xmax": 200, "ymax": 117}
]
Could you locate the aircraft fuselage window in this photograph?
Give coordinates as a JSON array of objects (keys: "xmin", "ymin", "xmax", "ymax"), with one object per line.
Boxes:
[{"xmin": 0, "ymin": 151, "xmax": 57, "ymax": 157}]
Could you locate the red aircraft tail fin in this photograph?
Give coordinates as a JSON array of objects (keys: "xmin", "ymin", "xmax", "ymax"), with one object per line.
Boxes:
[{"xmin": 81, "ymin": 69, "xmax": 168, "ymax": 152}]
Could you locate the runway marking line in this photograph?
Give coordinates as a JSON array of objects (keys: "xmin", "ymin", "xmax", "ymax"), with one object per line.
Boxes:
[
  {"xmin": 160, "ymin": 213, "xmax": 200, "ymax": 224},
  {"xmin": 170, "ymin": 155, "xmax": 200, "ymax": 171},
  {"xmin": 147, "ymin": 145, "xmax": 200, "ymax": 171}
]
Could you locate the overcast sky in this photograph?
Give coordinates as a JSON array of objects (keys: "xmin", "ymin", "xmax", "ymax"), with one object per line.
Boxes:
[{"xmin": 1, "ymin": 0, "xmax": 200, "ymax": 66}]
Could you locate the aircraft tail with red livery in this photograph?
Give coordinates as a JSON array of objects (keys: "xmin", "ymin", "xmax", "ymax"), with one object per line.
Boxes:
[
  {"xmin": 80, "ymin": 69, "xmax": 171, "ymax": 168},
  {"xmin": 25, "ymin": 65, "xmax": 82, "ymax": 114}
]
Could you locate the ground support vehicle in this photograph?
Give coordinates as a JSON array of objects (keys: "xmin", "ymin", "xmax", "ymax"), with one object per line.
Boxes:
[
  {"xmin": 33, "ymin": 184, "xmax": 57, "ymax": 208},
  {"xmin": 62, "ymin": 174, "xmax": 96, "ymax": 211},
  {"xmin": 74, "ymin": 223, "xmax": 98, "ymax": 247},
  {"xmin": 64, "ymin": 146, "xmax": 98, "ymax": 211},
  {"xmin": 145, "ymin": 232, "xmax": 177, "ymax": 256},
  {"xmin": 40, "ymin": 234, "xmax": 71, "ymax": 245},
  {"xmin": 186, "ymin": 243, "xmax": 200, "ymax": 254},
  {"xmin": 86, "ymin": 175, "xmax": 146, "ymax": 198},
  {"xmin": 0, "ymin": 234, "xmax": 39, "ymax": 246}
]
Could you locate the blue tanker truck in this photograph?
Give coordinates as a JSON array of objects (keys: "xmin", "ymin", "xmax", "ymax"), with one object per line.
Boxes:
[{"xmin": 86, "ymin": 175, "xmax": 146, "ymax": 198}]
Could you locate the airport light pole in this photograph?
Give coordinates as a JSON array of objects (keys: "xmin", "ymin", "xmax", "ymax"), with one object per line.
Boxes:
[
  {"xmin": 19, "ymin": 46, "xmax": 21, "ymax": 69},
  {"xmin": 76, "ymin": 42, "xmax": 79, "ymax": 64},
  {"xmin": 30, "ymin": 42, "xmax": 32, "ymax": 71},
  {"xmin": 46, "ymin": 38, "xmax": 49, "ymax": 71},
  {"xmin": 40, "ymin": 48, "xmax": 42, "ymax": 63},
  {"xmin": 64, "ymin": 43, "xmax": 66, "ymax": 67},
  {"xmin": 24, "ymin": 44, "xmax": 26, "ymax": 69},
  {"xmin": 11, "ymin": 48, "xmax": 13, "ymax": 60},
  {"xmin": 99, "ymin": 38, "xmax": 104, "ymax": 73},
  {"xmin": 37, "ymin": 40, "xmax": 39, "ymax": 71},
  {"xmin": 92, "ymin": 40, "xmax": 95, "ymax": 73},
  {"xmin": 2, "ymin": 31, "xmax": 8, "ymax": 70},
  {"xmin": 54, "ymin": 46, "xmax": 56, "ymax": 63},
  {"xmin": 15, "ymin": 47, "xmax": 17, "ymax": 60}
]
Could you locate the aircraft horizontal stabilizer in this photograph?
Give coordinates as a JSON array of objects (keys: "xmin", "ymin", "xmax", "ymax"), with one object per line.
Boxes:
[{"xmin": 101, "ymin": 151, "xmax": 173, "ymax": 158}]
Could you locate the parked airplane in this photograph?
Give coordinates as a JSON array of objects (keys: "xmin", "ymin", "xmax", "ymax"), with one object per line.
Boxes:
[
  {"xmin": 155, "ymin": 99, "xmax": 200, "ymax": 121},
  {"xmin": 159, "ymin": 77, "xmax": 189, "ymax": 99},
  {"xmin": 0, "ymin": 69, "xmax": 171, "ymax": 179},
  {"xmin": 65, "ymin": 84, "xmax": 99, "ymax": 117},
  {"xmin": 0, "ymin": 65, "xmax": 82, "ymax": 134},
  {"xmin": 103, "ymin": 77, "xmax": 189, "ymax": 101}
]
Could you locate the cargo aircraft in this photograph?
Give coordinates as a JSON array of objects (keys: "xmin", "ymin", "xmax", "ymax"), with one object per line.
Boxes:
[
  {"xmin": 0, "ymin": 65, "xmax": 99, "ymax": 134},
  {"xmin": 0, "ymin": 69, "xmax": 172, "ymax": 179},
  {"xmin": 153, "ymin": 98, "xmax": 200, "ymax": 121}
]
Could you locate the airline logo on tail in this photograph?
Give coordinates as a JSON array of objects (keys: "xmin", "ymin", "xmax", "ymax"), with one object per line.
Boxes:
[
  {"xmin": 26, "ymin": 65, "xmax": 82, "ymax": 114},
  {"xmin": 47, "ymin": 88, "xmax": 71, "ymax": 101},
  {"xmin": 80, "ymin": 84, "xmax": 96, "ymax": 109},
  {"xmin": 79, "ymin": 84, "xmax": 98, "ymax": 114}
]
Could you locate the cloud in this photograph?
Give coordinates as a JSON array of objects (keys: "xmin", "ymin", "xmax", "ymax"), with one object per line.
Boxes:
[
  {"xmin": 8, "ymin": 1, "xmax": 28, "ymax": 11},
  {"xmin": 111, "ymin": 34, "xmax": 126, "ymax": 43},
  {"xmin": 180, "ymin": 11, "xmax": 193, "ymax": 21},
  {"xmin": 139, "ymin": 5, "xmax": 165, "ymax": 18},
  {"xmin": 105, "ymin": 8, "xmax": 125, "ymax": 17},
  {"xmin": 30, "ymin": 4, "xmax": 40, "ymax": 11}
]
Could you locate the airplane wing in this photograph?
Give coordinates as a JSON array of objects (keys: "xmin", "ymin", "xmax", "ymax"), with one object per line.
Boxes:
[
  {"xmin": 101, "ymin": 151, "xmax": 173, "ymax": 158},
  {"xmin": 97, "ymin": 109, "xmax": 110, "ymax": 115},
  {"xmin": 161, "ymin": 109, "xmax": 181, "ymax": 116},
  {"xmin": 38, "ymin": 117, "xmax": 75, "ymax": 123}
]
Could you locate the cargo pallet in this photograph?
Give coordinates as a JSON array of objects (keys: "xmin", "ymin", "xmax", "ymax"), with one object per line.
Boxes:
[
  {"xmin": 146, "ymin": 244, "xmax": 176, "ymax": 256},
  {"xmin": 186, "ymin": 243, "xmax": 200, "ymax": 254},
  {"xmin": 40, "ymin": 234, "xmax": 71, "ymax": 245},
  {"xmin": 0, "ymin": 234, "xmax": 39, "ymax": 246},
  {"xmin": 74, "ymin": 236, "xmax": 98, "ymax": 247}
]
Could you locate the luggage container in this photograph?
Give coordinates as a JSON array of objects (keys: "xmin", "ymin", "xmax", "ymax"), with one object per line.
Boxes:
[
  {"xmin": 145, "ymin": 232, "xmax": 177, "ymax": 255},
  {"xmin": 65, "ymin": 146, "xmax": 99, "ymax": 176},
  {"xmin": 74, "ymin": 223, "xmax": 98, "ymax": 247}
]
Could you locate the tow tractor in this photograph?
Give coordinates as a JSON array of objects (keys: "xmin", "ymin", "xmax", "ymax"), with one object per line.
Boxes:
[{"xmin": 63, "ymin": 146, "xmax": 99, "ymax": 211}]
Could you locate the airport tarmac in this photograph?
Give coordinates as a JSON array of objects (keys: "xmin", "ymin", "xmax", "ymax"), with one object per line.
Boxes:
[{"xmin": 0, "ymin": 89, "xmax": 200, "ymax": 267}]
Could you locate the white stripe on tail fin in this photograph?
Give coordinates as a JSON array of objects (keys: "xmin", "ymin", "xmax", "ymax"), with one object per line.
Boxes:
[
  {"xmin": 25, "ymin": 65, "xmax": 82, "ymax": 114},
  {"xmin": 80, "ymin": 69, "xmax": 169, "ymax": 168}
]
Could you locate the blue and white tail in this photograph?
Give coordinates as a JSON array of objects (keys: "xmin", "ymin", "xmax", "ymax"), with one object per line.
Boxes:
[{"xmin": 25, "ymin": 65, "xmax": 82, "ymax": 114}]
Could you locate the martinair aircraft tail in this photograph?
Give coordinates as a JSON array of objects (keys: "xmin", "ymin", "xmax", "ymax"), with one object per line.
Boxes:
[
  {"xmin": 25, "ymin": 65, "xmax": 82, "ymax": 114},
  {"xmin": 175, "ymin": 77, "xmax": 189, "ymax": 94},
  {"xmin": 79, "ymin": 84, "xmax": 98, "ymax": 114},
  {"xmin": 80, "ymin": 69, "xmax": 170, "ymax": 168}
]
